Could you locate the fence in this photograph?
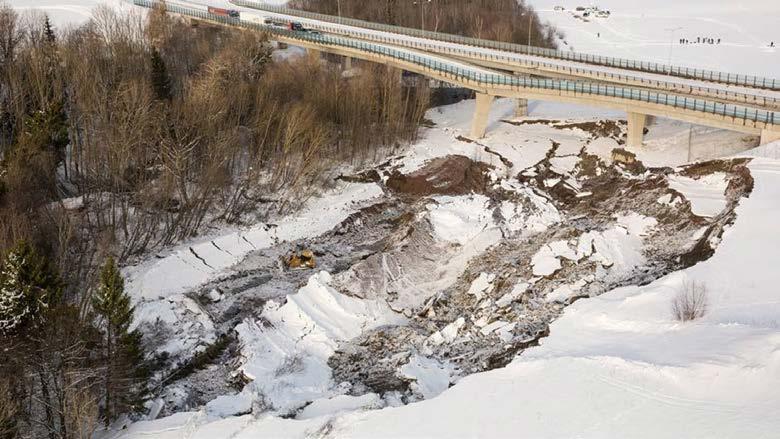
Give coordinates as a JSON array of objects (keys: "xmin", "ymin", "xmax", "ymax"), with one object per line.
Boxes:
[
  {"xmin": 132, "ymin": 0, "xmax": 778, "ymax": 126},
  {"xmin": 232, "ymin": 0, "xmax": 780, "ymax": 91}
]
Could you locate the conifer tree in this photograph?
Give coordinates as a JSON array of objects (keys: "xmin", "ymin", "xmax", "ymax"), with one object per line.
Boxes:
[
  {"xmin": 150, "ymin": 46, "xmax": 172, "ymax": 101},
  {"xmin": 43, "ymin": 15, "xmax": 55, "ymax": 44},
  {"xmin": 0, "ymin": 241, "xmax": 61, "ymax": 335},
  {"xmin": 92, "ymin": 257, "xmax": 148, "ymax": 425}
]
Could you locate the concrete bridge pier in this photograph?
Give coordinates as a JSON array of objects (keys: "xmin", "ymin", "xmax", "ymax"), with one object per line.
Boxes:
[
  {"xmin": 344, "ymin": 56, "xmax": 353, "ymax": 70},
  {"xmin": 626, "ymin": 112, "xmax": 647, "ymax": 148},
  {"xmin": 515, "ymin": 98, "xmax": 529, "ymax": 117},
  {"xmin": 471, "ymin": 92, "xmax": 495, "ymax": 139},
  {"xmin": 760, "ymin": 129, "xmax": 780, "ymax": 145}
]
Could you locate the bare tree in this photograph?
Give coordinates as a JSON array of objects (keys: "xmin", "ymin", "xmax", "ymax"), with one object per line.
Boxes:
[{"xmin": 672, "ymin": 280, "xmax": 708, "ymax": 321}]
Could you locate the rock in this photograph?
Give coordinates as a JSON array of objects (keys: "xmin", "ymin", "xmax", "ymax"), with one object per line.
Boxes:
[{"xmin": 207, "ymin": 289, "xmax": 222, "ymax": 303}]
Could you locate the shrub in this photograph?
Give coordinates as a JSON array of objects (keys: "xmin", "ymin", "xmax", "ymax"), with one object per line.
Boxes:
[{"xmin": 672, "ymin": 280, "xmax": 708, "ymax": 322}]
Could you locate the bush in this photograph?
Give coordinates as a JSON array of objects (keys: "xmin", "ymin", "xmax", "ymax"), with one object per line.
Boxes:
[{"xmin": 672, "ymin": 280, "xmax": 708, "ymax": 322}]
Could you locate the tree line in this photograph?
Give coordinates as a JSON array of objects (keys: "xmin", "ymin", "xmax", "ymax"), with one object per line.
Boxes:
[{"xmin": 288, "ymin": 0, "xmax": 561, "ymax": 48}]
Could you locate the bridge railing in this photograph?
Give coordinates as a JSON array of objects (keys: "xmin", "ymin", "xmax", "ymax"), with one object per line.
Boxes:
[
  {"xmin": 231, "ymin": 0, "xmax": 780, "ymax": 91},
  {"xmin": 132, "ymin": 0, "xmax": 777, "ymax": 126},
  {"xmin": 303, "ymin": 21, "xmax": 777, "ymax": 108}
]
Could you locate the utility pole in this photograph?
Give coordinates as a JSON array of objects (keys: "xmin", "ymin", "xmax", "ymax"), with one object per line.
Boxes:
[
  {"xmin": 421, "ymin": 0, "xmax": 425, "ymax": 31},
  {"xmin": 665, "ymin": 27, "xmax": 683, "ymax": 73},
  {"xmin": 687, "ymin": 124, "xmax": 693, "ymax": 162},
  {"xmin": 414, "ymin": 0, "xmax": 429, "ymax": 31},
  {"xmin": 521, "ymin": 12, "xmax": 533, "ymax": 46}
]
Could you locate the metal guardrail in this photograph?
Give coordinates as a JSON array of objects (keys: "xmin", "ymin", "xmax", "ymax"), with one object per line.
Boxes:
[
  {"xmin": 284, "ymin": 18, "xmax": 778, "ymax": 109},
  {"xmin": 132, "ymin": 0, "xmax": 778, "ymax": 126},
  {"xmin": 231, "ymin": 0, "xmax": 780, "ymax": 91}
]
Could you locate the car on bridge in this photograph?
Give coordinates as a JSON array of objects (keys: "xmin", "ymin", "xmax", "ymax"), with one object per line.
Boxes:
[{"xmin": 288, "ymin": 22, "xmax": 305, "ymax": 31}]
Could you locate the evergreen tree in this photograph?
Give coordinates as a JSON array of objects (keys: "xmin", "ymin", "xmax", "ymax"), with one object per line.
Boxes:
[
  {"xmin": 92, "ymin": 257, "xmax": 148, "ymax": 425},
  {"xmin": 149, "ymin": 47, "xmax": 172, "ymax": 101},
  {"xmin": 0, "ymin": 241, "xmax": 61, "ymax": 335},
  {"xmin": 43, "ymin": 15, "xmax": 55, "ymax": 44},
  {"xmin": 24, "ymin": 100, "xmax": 68, "ymax": 154}
]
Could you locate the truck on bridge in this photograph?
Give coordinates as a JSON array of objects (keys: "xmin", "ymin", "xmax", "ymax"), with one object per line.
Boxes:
[{"xmin": 207, "ymin": 6, "xmax": 240, "ymax": 19}]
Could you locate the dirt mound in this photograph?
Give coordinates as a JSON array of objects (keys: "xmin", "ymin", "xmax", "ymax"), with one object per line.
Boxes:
[{"xmin": 386, "ymin": 155, "xmax": 493, "ymax": 197}]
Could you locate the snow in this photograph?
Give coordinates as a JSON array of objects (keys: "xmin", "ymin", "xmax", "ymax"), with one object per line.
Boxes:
[
  {"xmin": 204, "ymin": 391, "xmax": 252, "ymax": 419},
  {"xmin": 426, "ymin": 195, "xmax": 493, "ymax": 246},
  {"xmin": 549, "ymin": 155, "xmax": 579, "ymax": 174},
  {"xmin": 585, "ymin": 136, "xmax": 621, "ymax": 164},
  {"xmin": 465, "ymin": 272, "xmax": 495, "ymax": 301},
  {"xmin": 614, "ymin": 212, "xmax": 658, "ymax": 236},
  {"xmin": 235, "ymin": 271, "xmax": 406, "ymax": 412},
  {"xmin": 399, "ymin": 354, "xmax": 455, "ymax": 399},
  {"xmin": 297, "ymin": 393, "xmax": 382, "ymax": 420},
  {"xmin": 531, "ymin": 245, "xmax": 563, "ymax": 277},
  {"xmin": 668, "ymin": 172, "xmax": 729, "ymax": 217},
  {"xmin": 545, "ymin": 279, "xmax": 588, "ymax": 303},
  {"xmin": 496, "ymin": 282, "xmax": 530, "ymax": 308}
]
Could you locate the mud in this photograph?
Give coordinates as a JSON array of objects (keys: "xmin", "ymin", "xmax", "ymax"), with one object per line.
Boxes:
[{"xmin": 385, "ymin": 155, "xmax": 493, "ymax": 198}]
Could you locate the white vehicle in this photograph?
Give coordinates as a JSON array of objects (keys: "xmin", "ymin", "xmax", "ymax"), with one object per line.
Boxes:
[{"xmin": 554, "ymin": 6, "xmax": 565, "ymax": 11}]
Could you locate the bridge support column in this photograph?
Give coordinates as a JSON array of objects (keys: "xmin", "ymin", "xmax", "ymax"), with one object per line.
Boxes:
[
  {"xmin": 344, "ymin": 56, "xmax": 353, "ymax": 70},
  {"xmin": 760, "ymin": 129, "xmax": 780, "ymax": 145},
  {"xmin": 471, "ymin": 93, "xmax": 494, "ymax": 139},
  {"xmin": 626, "ymin": 112, "xmax": 647, "ymax": 148},
  {"xmin": 307, "ymin": 48, "xmax": 321, "ymax": 58},
  {"xmin": 515, "ymin": 98, "xmax": 528, "ymax": 117}
]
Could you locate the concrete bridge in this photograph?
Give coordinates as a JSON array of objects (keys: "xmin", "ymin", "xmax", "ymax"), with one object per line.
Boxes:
[
  {"xmin": 133, "ymin": 0, "xmax": 780, "ymax": 147},
  {"xmin": 232, "ymin": 0, "xmax": 780, "ymax": 112}
]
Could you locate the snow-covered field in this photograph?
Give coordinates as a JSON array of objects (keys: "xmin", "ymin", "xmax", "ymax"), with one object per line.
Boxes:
[
  {"xmin": 532, "ymin": 0, "xmax": 779, "ymax": 77},
  {"xmin": 5, "ymin": 0, "xmax": 131, "ymax": 26}
]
